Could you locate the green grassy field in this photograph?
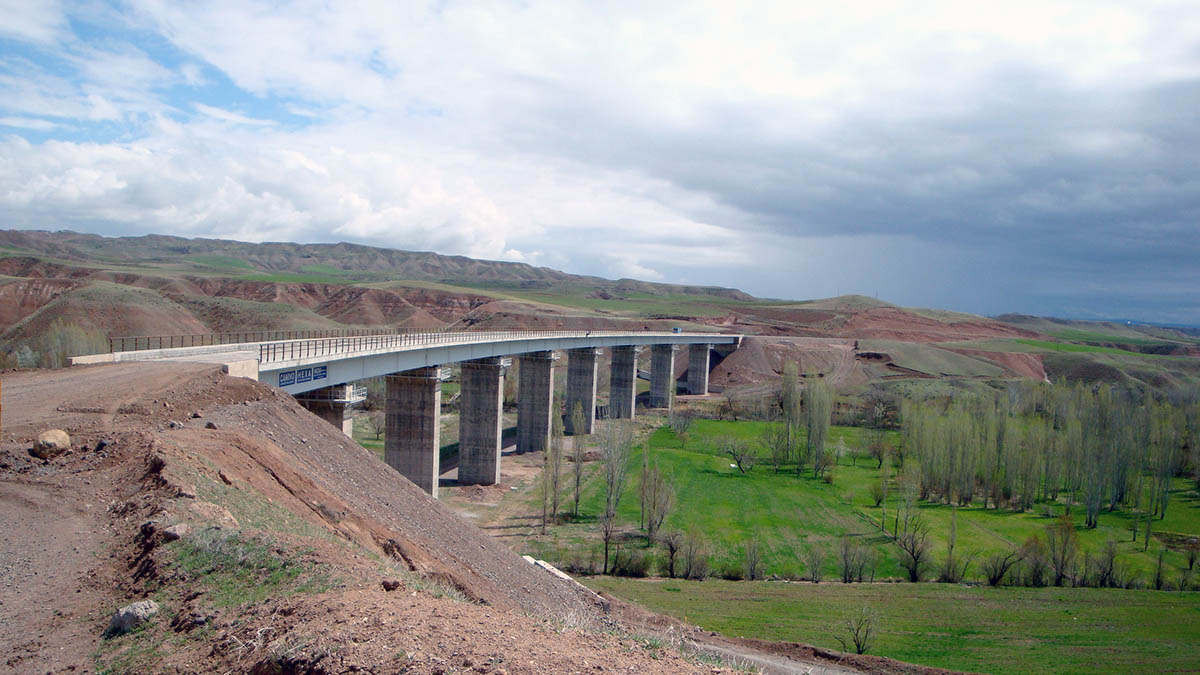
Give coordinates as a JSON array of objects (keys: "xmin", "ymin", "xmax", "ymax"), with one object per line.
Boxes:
[
  {"xmin": 1014, "ymin": 338, "xmax": 1173, "ymax": 358},
  {"xmin": 533, "ymin": 419, "xmax": 1200, "ymax": 584},
  {"xmin": 584, "ymin": 577, "xmax": 1200, "ymax": 674}
]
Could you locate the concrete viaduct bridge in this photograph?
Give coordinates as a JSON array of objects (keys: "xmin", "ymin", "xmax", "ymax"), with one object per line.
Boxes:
[{"xmin": 76, "ymin": 330, "xmax": 742, "ymax": 497}]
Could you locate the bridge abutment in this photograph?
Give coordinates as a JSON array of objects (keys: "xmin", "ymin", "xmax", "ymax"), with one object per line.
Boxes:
[
  {"xmin": 385, "ymin": 367, "xmax": 442, "ymax": 496},
  {"xmin": 458, "ymin": 358, "xmax": 504, "ymax": 485},
  {"xmin": 565, "ymin": 348, "xmax": 598, "ymax": 435},
  {"xmin": 649, "ymin": 344, "xmax": 677, "ymax": 409},
  {"xmin": 609, "ymin": 345, "xmax": 639, "ymax": 419},
  {"xmin": 687, "ymin": 344, "xmax": 711, "ymax": 395},
  {"xmin": 516, "ymin": 351, "xmax": 554, "ymax": 454}
]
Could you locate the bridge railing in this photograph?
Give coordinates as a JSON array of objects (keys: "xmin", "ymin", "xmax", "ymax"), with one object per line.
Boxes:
[
  {"xmin": 257, "ymin": 330, "xmax": 642, "ymax": 365},
  {"xmin": 109, "ymin": 328, "xmax": 392, "ymax": 353}
]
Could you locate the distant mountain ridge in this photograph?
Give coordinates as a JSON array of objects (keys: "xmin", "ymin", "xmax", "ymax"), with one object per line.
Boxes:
[{"xmin": 0, "ymin": 229, "xmax": 755, "ymax": 300}]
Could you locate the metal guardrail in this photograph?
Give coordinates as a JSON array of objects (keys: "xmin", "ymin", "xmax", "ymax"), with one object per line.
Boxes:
[
  {"xmin": 109, "ymin": 328, "xmax": 392, "ymax": 353},
  {"xmin": 257, "ymin": 330, "xmax": 693, "ymax": 365}
]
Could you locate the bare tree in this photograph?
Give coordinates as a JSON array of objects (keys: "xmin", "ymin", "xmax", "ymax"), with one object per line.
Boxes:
[
  {"xmin": 804, "ymin": 543, "xmax": 827, "ymax": 583},
  {"xmin": 896, "ymin": 517, "xmax": 932, "ymax": 582},
  {"xmin": 668, "ymin": 408, "xmax": 695, "ymax": 441},
  {"xmin": 643, "ymin": 462, "xmax": 674, "ymax": 541},
  {"xmin": 982, "ymin": 549, "xmax": 1024, "ymax": 586},
  {"xmin": 723, "ymin": 436, "xmax": 757, "ymax": 474},
  {"xmin": 937, "ymin": 509, "xmax": 973, "ymax": 583},
  {"xmin": 838, "ymin": 536, "xmax": 875, "ymax": 583},
  {"xmin": 1093, "ymin": 539, "xmax": 1119, "ymax": 588},
  {"xmin": 682, "ymin": 531, "xmax": 710, "ymax": 580},
  {"xmin": 761, "ymin": 422, "xmax": 790, "ymax": 473},
  {"xmin": 660, "ymin": 531, "xmax": 683, "ymax": 579},
  {"xmin": 744, "ymin": 538, "xmax": 764, "ymax": 581},
  {"xmin": 1020, "ymin": 535, "xmax": 1049, "ymax": 587},
  {"xmin": 832, "ymin": 607, "xmax": 876, "ymax": 655},
  {"xmin": 599, "ymin": 421, "xmax": 635, "ymax": 574},
  {"xmin": 362, "ymin": 410, "xmax": 385, "ymax": 440},
  {"xmin": 1045, "ymin": 515, "xmax": 1078, "ymax": 587}
]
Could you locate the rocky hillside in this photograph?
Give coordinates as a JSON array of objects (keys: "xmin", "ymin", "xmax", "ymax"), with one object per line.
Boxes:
[{"xmin": 0, "ymin": 363, "xmax": 743, "ymax": 673}]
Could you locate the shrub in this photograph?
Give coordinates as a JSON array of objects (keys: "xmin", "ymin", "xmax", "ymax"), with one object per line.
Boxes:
[
  {"xmin": 37, "ymin": 319, "xmax": 107, "ymax": 368},
  {"xmin": 719, "ymin": 562, "xmax": 744, "ymax": 581},
  {"xmin": 609, "ymin": 549, "xmax": 651, "ymax": 578}
]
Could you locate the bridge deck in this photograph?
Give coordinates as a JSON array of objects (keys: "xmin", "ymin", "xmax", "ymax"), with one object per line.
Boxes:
[{"xmin": 72, "ymin": 330, "xmax": 741, "ymax": 395}]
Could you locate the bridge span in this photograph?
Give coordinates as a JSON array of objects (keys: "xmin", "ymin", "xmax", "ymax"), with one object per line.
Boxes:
[{"xmin": 74, "ymin": 330, "xmax": 741, "ymax": 496}]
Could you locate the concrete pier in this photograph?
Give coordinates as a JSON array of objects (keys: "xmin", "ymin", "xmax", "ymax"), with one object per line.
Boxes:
[
  {"xmin": 687, "ymin": 344, "xmax": 711, "ymax": 395},
  {"xmin": 458, "ymin": 358, "xmax": 504, "ymax": 485},
  {"xmin": 649, "ymin": 344, "xmax": 677, "ymax": 409},
  {"xmin": 295, "ymin": 384, "xmax": 362, "ymax": 437},
  {"xmin": 566, "ymin": 348, "xmax": 599, "ymax": 435},
  {"xmin": 516, "ymin": 351, "xmax": 554, "ymax": 454},
  {"xmin": 609, "ymin": 345, "xmax": 639, "ymax": 419},
  {"xmin": 385, "ymin": 367, "xmax": 442, "ymax": 496}
]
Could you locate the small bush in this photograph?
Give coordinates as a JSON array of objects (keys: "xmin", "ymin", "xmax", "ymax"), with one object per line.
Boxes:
[
  {"xmin": 719, "ymin": 562, "xmax": 744, "ymax": 581},
  {"xmin": 868, "ymin": 481, "xmax": 885, "ymax": 507},
  {"xmin": 609, "ymin": 550, "xmax": 651, "ymax": 578},
  {"xmin": 37, "ymin": 319, "xmax": 107, "ymax": 368}
]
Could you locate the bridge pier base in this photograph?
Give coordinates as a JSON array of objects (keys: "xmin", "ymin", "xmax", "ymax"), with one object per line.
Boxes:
[
  {"xmin": 649, "ymin": 345, "xmax": 677, "ymax": 409},
  {"xmin": 566, "ymin": 348, "xmax": 598, "ymax": 435},
  {"xmin": 609, "ymin": 345, "xmax": 639, "ymax": 419},
  {"xmin": 687, "ymin": 344, "xmax": 711, "ymax": 395},
  {"xmin": 386, "ymin": 367, "xmax": 442, "ymax": 497},
  {"xmin": 516, "ymin": 351, "xmax": 554, "ymax": 454},
  {"xmin": 459, "ymin": 358, "xmax": 504, "ymax": 485}
]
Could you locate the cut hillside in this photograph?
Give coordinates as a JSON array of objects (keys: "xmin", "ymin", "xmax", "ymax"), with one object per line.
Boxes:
[
  {"xmin": 1, "ymin": 281, "xmax": 209, "ymax": 343},
  {"xmin": 0, "ymin": 363, "xmax": 761, "ymax": 674},
  {"xmin": 0, "ymin": 276, "xmax": 80, "ymax": 330}
]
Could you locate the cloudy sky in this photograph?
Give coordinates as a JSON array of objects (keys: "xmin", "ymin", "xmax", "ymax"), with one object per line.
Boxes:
[{"xmin": 1, "ymin": 1, "xmax": 1198, "ymax": 323}]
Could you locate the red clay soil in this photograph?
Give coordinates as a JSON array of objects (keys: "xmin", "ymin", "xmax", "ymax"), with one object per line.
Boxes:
[
  {"xmin": 0, "ymin": 278, "xmax": 81, "ymax": 329},
  {"xmin": 0, "ymin": 363, "xmax": 860, "ymax": 673},
  {"xmin": 710, "ymin": 337, "xmax": 866, "ymax": 389}
]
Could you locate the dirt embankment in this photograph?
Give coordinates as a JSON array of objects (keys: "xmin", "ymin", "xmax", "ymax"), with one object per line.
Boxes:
[
  {"xmin": 0, "ymin": 363, "xmax": 760, "ymax": 673},
  {"xmin": 836, "ymin": 307, "xmax": 1042, "ymax": 343},
  {"xmin": 710, "ymin": 336, "xmax": 866, "ymax": 390}
]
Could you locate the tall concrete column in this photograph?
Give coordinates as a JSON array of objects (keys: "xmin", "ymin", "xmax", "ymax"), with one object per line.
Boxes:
[
  {"xmin": 565, "ymin": 348, "xmax": 599, "ymax": 435},
  {"xmin": 458, "ymin": 358, "xmax": 504, "ymax": 485},
  {"xmin": 687, "ymin": 344, "xmax": 712, "ymax": 395},
  {"xmin": 516, "ymin": 351, "xmax": 554, "ymax": 454},
  {"xmin": 386, "ymin": 367, "xmax": 442, "ymax": 497},
  {"xmin": 649, "ymin": 344, "xmax": 678, "ymax": 409},
  {"xmin": 609, "ymin": 345, "xmax": 639, "ymax": 419}
]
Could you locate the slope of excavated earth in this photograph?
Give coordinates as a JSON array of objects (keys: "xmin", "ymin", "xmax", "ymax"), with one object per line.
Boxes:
[
  {"xmin": 834, "ymin": 307, "xmax": 1040, "ymax": 344},
  {"xmin": 0, "ymin": 363, "xmax": 848, "ymax": 673},
  {"xmin": 709, "ymin": 337, "xmax": 867, "ymax": 390}
]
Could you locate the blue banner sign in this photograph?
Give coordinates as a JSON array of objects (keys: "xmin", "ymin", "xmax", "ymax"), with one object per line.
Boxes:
[{"xmin": 278, "ymin": 366, "xmax": 327, "ymax": 387}]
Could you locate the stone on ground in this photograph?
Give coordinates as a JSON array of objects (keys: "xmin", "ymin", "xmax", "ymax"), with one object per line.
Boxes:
[
  {"xmin": 32, "ymin": 429, "xmax": 71, "ymax": 459},
  {"xmin": 107, "ymin": 600, "xmax": 159, "ymax": 635}
]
